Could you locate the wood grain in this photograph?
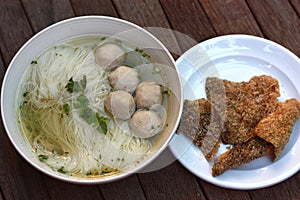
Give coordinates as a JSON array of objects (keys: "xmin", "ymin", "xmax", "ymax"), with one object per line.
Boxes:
[
  {"xmin": 100, "ymin": 175, "xmax": 146, "ymax": 200},
  {"xmin": 0, "ymin": 2, "xmax": 50, "ymax": 199},
  {"xmin": 290, "ymin": 0, "xmax": 300, "ymax": 16},
  {"xmin": 248, "ymin": 173, "xmax": 300, "ymax": 200},
  {"xmin": 247, "ymin": 0, "xmax": 300, "ymax": 57},
  {"xmin": 139, "ymin": 161, "xmax": 205, "ymax": 199},
  {"xmin": 70, "ymin": 0, "xmax": 118, "ymax": 17},
  {"xmin": 21, "ymin": 0, "xmax": 74, "ymax": 32},
  {"xmin": 160, "ymin": 0, "xmax": 216, "ymax": 52},
  {"xmin": 44, "ymin": 177, "xmax": 103, "ymax": 200},
  {"xmin": 198, "ymin": 179, "xmax": 251, "ymax": 200},
  {"xmin": 0, "ymin": 0, "xmax": 33, "ymax": 65},
  {"xmin": 199, "ymin": 0, "xmax": 263, "ymax": 36}
]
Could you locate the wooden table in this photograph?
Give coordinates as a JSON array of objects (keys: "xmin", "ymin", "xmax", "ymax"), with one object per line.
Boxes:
[{"xmin": 0, "ymin": 0, "xmax": 299, "ymax": 199}]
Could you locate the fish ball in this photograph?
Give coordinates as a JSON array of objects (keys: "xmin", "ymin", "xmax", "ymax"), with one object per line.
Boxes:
[
  {"xmin": 109, "ymin": 66, "xmax": 139, "ymax": 93},
  {"xmin": 95, "ymin": 43, "xmax": 126, "ymax": 69},
  {"xmin": 104, "ymin": 91, "xmax": 135, "ymax": 120},
  {"xmin": 129, "ymin": 110, "xmax": 162, "ymax": 138},
  {"xmin": 135, "ymin": 81, "xmax": 162, "ymax": 108}
]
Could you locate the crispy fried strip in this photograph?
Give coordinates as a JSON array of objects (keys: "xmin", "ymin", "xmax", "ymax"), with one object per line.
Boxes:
[
  {"xmin": 212, "ymin": 137, "xmax": 273, "ymax": 177},
  {"xmin": 177, "ymin": 99, "xmax": 222, "ymax": 161},
  {"xmin": 255, "ymin": 98, "xmax": 300, "ymax": 160},
  {"xmin": 206, "ymin": 75, "xmax": 280, "ymax": 145},
  {"xmin": 177, "ymin": 99, "xmax": 201, "ymax": 139}
]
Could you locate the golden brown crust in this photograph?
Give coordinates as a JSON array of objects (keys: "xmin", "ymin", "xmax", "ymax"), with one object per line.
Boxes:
[
  {"xmin": 206, "ymin": 75, "xmax": 280, "ymax": 145},
  {"xmin": 212, "ymin": 137, "xmax": 273, "ymax": 177},
  {"xmin": 255, "ymin": 98, "xmax": 300, "ymax": 160}
]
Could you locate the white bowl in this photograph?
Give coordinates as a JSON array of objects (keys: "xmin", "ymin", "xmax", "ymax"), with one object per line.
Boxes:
[{"xmin": 1, "ymin": 16, "xmax": 183, "ymax": 184}]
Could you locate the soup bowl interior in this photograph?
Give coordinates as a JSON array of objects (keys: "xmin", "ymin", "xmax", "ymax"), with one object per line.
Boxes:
[{"xmin": 1, "ymin": 16, "xmax": 183, "ymax": 184}]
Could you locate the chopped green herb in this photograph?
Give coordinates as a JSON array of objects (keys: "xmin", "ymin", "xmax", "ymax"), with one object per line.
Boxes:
[
  {"xmin": 63, "ymin": 103, "xmax": 70, "ymax": 115},
  {"xmin": 86, "ymin": 172, "xmax": 92, "ymax": 175},
  {"xmin": 23, "ymin": 92, "xmax": 29, "ymax": 97},
  {"xmin": 64, "ymin": 75, "xmax": 108, "ymax": 134},
  {"xmin": 79, "ymin": 75, "xmax": 87, "ymax": 91},
  {"xmin": 75, "ymin": 94, "xmax": 89, "ymax": 109},
  {"xmin": 80, "ymin": 107, "xmax": 97, "ymax": 124},
  {"xmin": 38, "ymin": 155, "xmax": 48, "ymax": 162},
  {"xmin": 96, "ymin": 114, "xmax": 108, "ymax": 134},
  {"xmin": 65, "ymin": 75, "xmax": 87, "ymax": 93},
  {"xmin": 135, "ymin": 47, "xmax": 144, "ymax": 53},
  {"xmin": 100, "ymin": 36, "xmax": 107, "ymax": 41},
  {"xmin": 31, "ymin": 60, "xmax": 38, "ymax": 64},
  {"xmin": 162, "ymin": 89, "xmax": 172, "ymax": 95},
  {"xmin": 65, "ymin": 77, "xmax": 75, "ymax": 93},
  {"xmin": 57, "ymin": 166, "xmax": 67, "ymax": 174}
]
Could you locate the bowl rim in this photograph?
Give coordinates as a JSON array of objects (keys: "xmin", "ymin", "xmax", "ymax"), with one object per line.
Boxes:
[{"xmin": 1, "ymin": 15, "xmax": 183, "ymax": 184}]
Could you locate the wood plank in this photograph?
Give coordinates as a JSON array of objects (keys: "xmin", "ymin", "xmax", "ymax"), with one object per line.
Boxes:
[
  {"xmin": 246, "ymin": 0, "xmax": 300, "ymax": 57},
  {"xmin": 21, "ymin": 0, "xmax": 74, "ymax": 32},
  {"xmin": 198, "ymin": 179, "xmax": 251, "ymax": 200},
  {"xmin": 248, "ymin": 172, "xmax": 300, "ymax": 200},
  {"xmin": 139, "ymin": 160, "xmax": 205, "ymax": 199},
  {"xmin": 43, "ymin": 177, "xmax": 103, "ymax": 200},
  {"xmin": 99, "ymin": 175, "xmax": 146, "ymax": 200},
  {"xmin": 199, "ymin": 179, "xmax": 251, "ymax": 200},
  {"xmin": 0, "ymin": 0, "xmax": 33, "ymax": 65},
  {"xmin": 199, "ymin": 0, "xmax": 263, "ymax": 36},
  {"xmin": 0, "ymin": 55, "xmax": 24, "ymax": 200},
  {"xmin": 113, "ymin": 0, "xmax": 182, "ymax": 58},
  {"xmin": 113, "ymin": 0, "xmax": 170, "ymax": 28},
  {"xmin": 290, "ymin": 0, "xmax": 300, "ymax": 16},
  {"xmin": 0, "ymin": 54, "xmax": 5, "ymax": 83},
  {"xmin": 70, "ymin": 0, "xmax": 118, "ymax": 17},
  {"xmin": 0, "ymin": 1, "xmax": 51, "ymax": 199},
  {"xmin": 160, "ymin": 0, "xmax": 216, "ymax": 52}
]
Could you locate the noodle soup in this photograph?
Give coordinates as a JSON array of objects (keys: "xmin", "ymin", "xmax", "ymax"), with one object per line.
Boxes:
[{"xmin": 17, "ymin": 36, "xmax": 170, "ymax": 177}]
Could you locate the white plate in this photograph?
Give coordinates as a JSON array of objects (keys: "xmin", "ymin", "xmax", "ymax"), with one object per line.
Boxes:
[{"xmin": 169, "ymin": 34, "xmax": 300, "ymax": 190}]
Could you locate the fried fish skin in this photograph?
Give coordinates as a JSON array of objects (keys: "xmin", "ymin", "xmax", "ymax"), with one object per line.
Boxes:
[
  {"xmin": 177, "ymin": 99, "xmax": 201, "ymax": 139},
  {"xmin": 206, "ymin": 75, "xmax": 280, "ymax": 145},
  {"xmin": 255, "ymin": 98, "xmax": 300, "ymax": 160},
  {"xmin": 177, "ymin": 98, "xmax": 222, "ymax": 161},
  {"xmin": 194, "ymin": 99, "xmax": 222, "ymax": 161},
  {"xmin": 212, "ymin": 137, "xmax": 273, "ymax": 177}
]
